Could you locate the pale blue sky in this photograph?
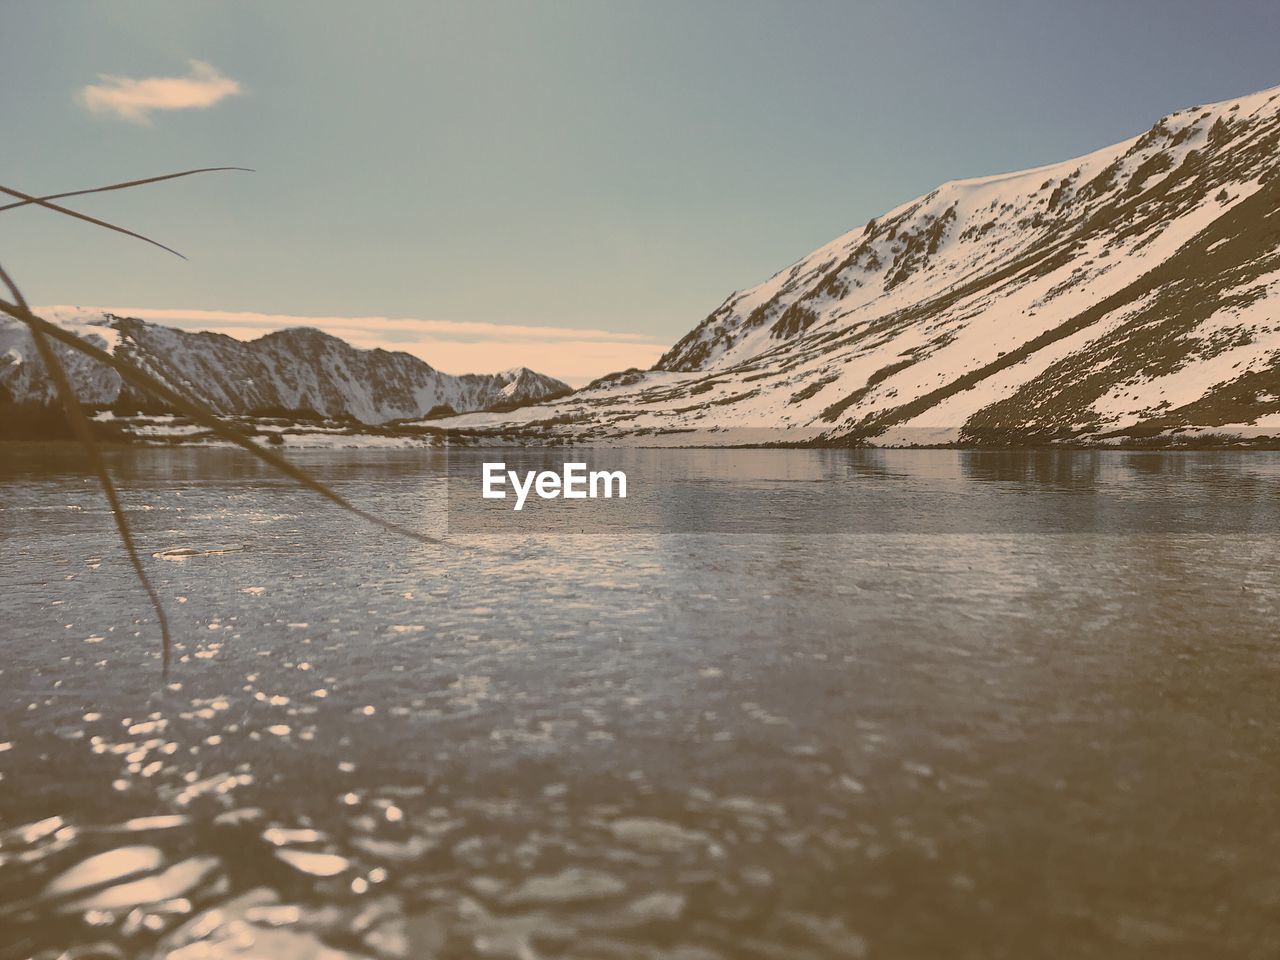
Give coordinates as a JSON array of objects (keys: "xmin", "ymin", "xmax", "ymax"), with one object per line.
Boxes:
[{"xmin": 2, "ymin": 1, "xmax": 1278, "ymax": 380}]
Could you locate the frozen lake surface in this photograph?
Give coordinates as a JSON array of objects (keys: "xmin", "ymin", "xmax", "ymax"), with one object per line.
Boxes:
[{"xmin": 2, "ymin": 446, "xmax": 1279, "ymax": 959}]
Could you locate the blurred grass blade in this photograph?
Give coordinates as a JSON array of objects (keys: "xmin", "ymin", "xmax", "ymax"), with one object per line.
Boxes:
[
  {"xmin": 0, "ymin": 297, "xmax": 444, "ymax": 546},
  {"xmin": 0, "ymin": 266, "xmax": 172, "ymax": 674},
  {"xmin": 0, "ymin": 167, "xmax": 253, "ymax": 214},
  {"xmin": 0, "ymin": 183, "xmax": 187, "ymax": 258},
  {"xmin": 0, "ymin": 166, "xmax": 447, "ymax": 686}
]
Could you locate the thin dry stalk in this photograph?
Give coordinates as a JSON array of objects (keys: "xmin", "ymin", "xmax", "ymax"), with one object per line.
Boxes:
[
  {"xmin": 0, "ymin": 167, "xmax": 253, "ymax": 213},
  {"xmin": 1, "ymin": 168, "xmax": 443, "ymax": 676},
  {"xmin": 0, "ymin": 267, "xmax": 173, "ymax": 673}
]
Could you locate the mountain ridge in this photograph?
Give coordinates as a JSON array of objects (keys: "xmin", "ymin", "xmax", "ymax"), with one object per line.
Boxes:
[
  {"xmin": 430, "ymin": 81, "xmax": 1280, "ymax": 446},
  {"xmin": 0, "ymin": 311, "xmax": 570, "ymax": 424}
]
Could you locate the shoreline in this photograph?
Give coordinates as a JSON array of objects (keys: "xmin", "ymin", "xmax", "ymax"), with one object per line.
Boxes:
[{"xmin": 5, "ymin": 436, "xmax": 1280, "ymax": 453}]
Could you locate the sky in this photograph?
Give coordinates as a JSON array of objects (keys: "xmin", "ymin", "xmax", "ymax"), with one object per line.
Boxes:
[{"xmin": 2, "ymin": 1, "xmax": 1279, "ymax": 383}]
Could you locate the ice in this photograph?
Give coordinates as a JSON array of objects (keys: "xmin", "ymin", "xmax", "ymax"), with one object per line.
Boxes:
[
  {"xmin": 63, "ymin": 856, "xmax": 219, "ymax": 911},
  {"xmin": 274, "ymin": 848, "xmax": 350, "ymax": 877},
  {"xmin": 503, "ymin": 867, "xmax": 627, "ymax": 905},
  {"xmin": 44, "ymin": 845, "xmax": 164, "ymax": 897}
]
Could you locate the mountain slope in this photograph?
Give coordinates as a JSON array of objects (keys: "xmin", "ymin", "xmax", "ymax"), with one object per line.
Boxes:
[
  {"xmin": 0, "ymin": 312, "xmax": 569, "ymax": 424},
  {"xmin": 436, "ymin": 83, "xmax": 1280, "ymax": 445}
]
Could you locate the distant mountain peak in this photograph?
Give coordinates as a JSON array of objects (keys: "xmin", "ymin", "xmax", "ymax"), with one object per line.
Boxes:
[{"xmin": 0, "ymin": 311, "xmax": 569, "ymax": 424}]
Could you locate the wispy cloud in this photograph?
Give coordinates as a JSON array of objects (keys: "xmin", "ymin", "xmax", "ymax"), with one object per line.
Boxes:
[
  {"xmin": 79, "ymin": 60, "xmax": 242, "ymax": 124},
  {"xmin": 37, "ymin": 307, "xmax": 669, "ymax": 386}
]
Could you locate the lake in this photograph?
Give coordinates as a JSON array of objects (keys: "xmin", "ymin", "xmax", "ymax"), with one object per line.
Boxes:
[{"xmin": 2, "ymin": 446, "xmax": 1279, "ymax": 959}]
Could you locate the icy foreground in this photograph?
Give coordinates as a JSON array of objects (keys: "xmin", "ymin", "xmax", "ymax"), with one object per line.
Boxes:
[
  {"xmin": 436, "ymin": 84, "xmax": 1280, "ymax": 446},
  {"xmin": 0, "ymin": 312, "xmax": 569, "ymax": 425}
]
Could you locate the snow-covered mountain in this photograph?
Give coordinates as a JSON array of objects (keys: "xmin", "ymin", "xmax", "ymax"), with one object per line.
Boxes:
[
  {"xmin": 436, "ymin": 83, "xmax": 1280, "ymax": 445},
  {"xmin": 0, "ymin": 312, "xmax": 569, "ymax": 424}
]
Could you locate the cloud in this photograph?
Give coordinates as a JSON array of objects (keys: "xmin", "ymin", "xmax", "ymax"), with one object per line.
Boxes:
[
  {"xmin": 79, "ymin": 60, "xmax": 242, "ymax": 124},
  {"xmin": 37, "ymin": 306, "xmax": 669, "ymax": 386}
]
